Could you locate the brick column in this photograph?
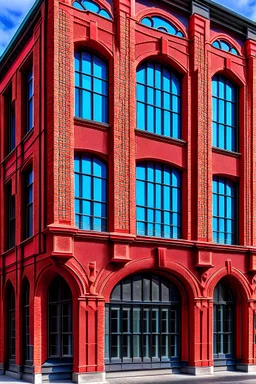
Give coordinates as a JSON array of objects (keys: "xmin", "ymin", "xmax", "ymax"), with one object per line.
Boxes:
[
  {"xmin": 246, "ymin": 40, "xmax": 256, "ymax": 246},
  {"xmin": 72, "ymin": 298, "xmax": 106, "ymax": 383},
  {"xmin": 189, "ymin": 12, "xmax": 211, "ymax": 242},
  {"xmin": 46, "ymin": 0, "xmax": 74, "ymax": 227},
  {"xmin": 111, "ymin": 0, "xmax": 136, "ymax": 235},
  {"xmin": 182, "ymin": 299, "xmax": 213, "ymax": 375}
]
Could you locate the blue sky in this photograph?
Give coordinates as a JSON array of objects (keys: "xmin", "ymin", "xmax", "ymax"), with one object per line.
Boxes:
[{"xmin": 0, "ymin": 0, "xmax": 256, "ymax": 56}]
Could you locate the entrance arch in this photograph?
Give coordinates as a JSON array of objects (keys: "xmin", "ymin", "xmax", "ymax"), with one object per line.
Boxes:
[{"xmin": 105, "ymin": 273, "xmax": 181, "ymax": 371}]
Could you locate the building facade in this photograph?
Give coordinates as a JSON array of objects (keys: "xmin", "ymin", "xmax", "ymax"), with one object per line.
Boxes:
[{"xmin": 1, "ymin": 0, "xmax": 256, "ymax": 382}]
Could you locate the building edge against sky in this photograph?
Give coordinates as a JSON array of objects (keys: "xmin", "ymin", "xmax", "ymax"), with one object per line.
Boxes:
[{"xmin": 2, "ymin": 0, "xmax": 256, "ymax": 382}]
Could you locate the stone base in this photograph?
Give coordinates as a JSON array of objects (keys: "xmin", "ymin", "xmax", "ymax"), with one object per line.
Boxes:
[
  {"xmin": 73, "ymin": 372, "xmax": 107, "ymax": 383},
  {"xmin": 236, "ymin": 364, "xmax": 256, "ymax": 372},
  {"xmin": 5, "ymin": 370, "xmax": 22, "ymax": 380},
  {"xmin": 0, "ymin": 363, "xmax": 4, "ymax": 375},
  {"xmin": 181, "ymin": 366, "xmax": 214, "ymax": 375}
]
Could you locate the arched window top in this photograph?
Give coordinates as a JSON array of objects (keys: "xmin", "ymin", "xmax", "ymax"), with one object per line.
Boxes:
[
  {"xmin": 212, "ymin": 39, "xmax": 239, "ymax": 55},
  {"xmin": 73, "ymin": 0, "xmax": 112, "ymax": 19},
  {"xmin": 74, "ymin": 153, "xmax": 107, "ymax": 178},
  {"xmin": 110, "ymin": 274, "xmax": 181, "ymax": 303},
  {"xmin": 141, "ymin": 16, "xmax": 184, "ymax": 37},
  {"xmin": 49, "ymin": 276, "xmax": 72, "ymax": 303},
  {"xmin": 214, "ymin": 281, "xmax": 234, "ymax": 304}
]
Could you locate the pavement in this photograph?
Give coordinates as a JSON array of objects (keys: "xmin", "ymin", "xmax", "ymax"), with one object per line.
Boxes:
[{"xmin": 1, "ymin": 372, "xmax": 256, "ymax": 384}]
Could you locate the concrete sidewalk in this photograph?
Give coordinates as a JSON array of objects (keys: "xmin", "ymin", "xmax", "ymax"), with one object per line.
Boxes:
[{"xmin": 1, "ymin": 372, "xmax": 256, "ymax": 384}]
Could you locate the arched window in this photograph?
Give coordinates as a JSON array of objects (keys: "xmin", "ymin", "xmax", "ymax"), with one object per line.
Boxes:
[
  {"xmin": 212, "ymin": 75, "xmax": 238, "ymax": 152},
  {"xmin": 136, "ymin": 61, "xmax": 181, "ymax": 139},
  {"xmin": 212, "ymin": 40, "xmax": 238, "ymax": 55},
  {"xmin": 141, "ymin": 16, "xmax": 184, "ymax": 37},
  {"xmin": 136, "ymin": 162, "xmax": 181, "ymax": 238},
  {"xmin": 74, "ymin": 154, "xmax": 107, "ymax": 231},
  {"xmin": 48, "ymin": 276, "xmax": 73, "ymax": 359},
  {"xmin": 7, "ymin": 284, "xmax": 15, "ymax": 361},
  {"xmin": 213, "ymin": 280, "xmax": 235, "ymax": 366},
  {"xmin": 73, "ymin": 0, "xmax": 112, "ymax": 19},
  {"xmin": 105, "ymin": 274, "xmax": 181, "ymax": 370},
  {"xmin": 23, "ymin": 280, "xmax": 31, "ymax": 362},
  {"xmin": 74, "ymin": 52, "xmax": 108, "ymax": 123},
  {"xmin": 212, "ymin": 177, "xmax": 236, "ymax": 245}
]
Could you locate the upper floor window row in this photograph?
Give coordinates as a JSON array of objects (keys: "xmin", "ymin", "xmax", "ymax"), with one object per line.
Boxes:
[
  {"xmin": 73, "ymin": 0, "xmax": 112, "ymax": 19},
  {"xmin": 141, "ymin": 16, "xmax": 184, "ymax": 37},
  {"xmin": 74, "ymin": 53, "xmax": 240, "ymax": 153},
  {"xmin": 212, "ymin": 39, "xmax": 239, "ymax": 56}
]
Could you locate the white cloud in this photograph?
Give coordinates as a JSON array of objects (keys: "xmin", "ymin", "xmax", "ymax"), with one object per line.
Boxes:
[
  {"xmin": 216, "ymin": 0, "xmax": 256, "ymax": 19},
  {"xmin": 0, "ymin": 0, "xmax": 35, "ymax": 56}
]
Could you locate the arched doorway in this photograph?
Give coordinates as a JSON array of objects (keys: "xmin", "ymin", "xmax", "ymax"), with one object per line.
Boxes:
[
  {"xmin": 43, "ymin": 276, "xmax": 73, "ymax": 381},
  {"xmin": 213, "ymin": 280, "xmax": 235, "ymax": 368},
  {"xmin": 105, "ymin": 273, "xmax": 181, "ymax": 371}
]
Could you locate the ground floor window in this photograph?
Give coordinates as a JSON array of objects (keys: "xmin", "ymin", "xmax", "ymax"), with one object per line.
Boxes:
[
  {"xmin": 105, "ymin": 274, "xmax": 181, "ymax": 370},
  {"xmin": 213, "ymin": 280, "xmax": 235, "ymax": 366},
  {"xmin": 48, "ymin": 276, "xmax": 73, "ymax": 359}
]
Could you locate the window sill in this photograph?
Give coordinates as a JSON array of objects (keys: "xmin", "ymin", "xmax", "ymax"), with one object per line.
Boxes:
[
  {"xmin": 74, "ymin": 117, "xmax": 110, "ymax": 131},
  {"xmin": 135, "ymin": 129, "xmax": 186, "ymax": 147},
  {"xmin": 212, "ymin": 146, "xmax": 241, "ymax": 158},
  {"xmin": 20, "ymin": 235, "xmax": 34, "ymax": 246}
]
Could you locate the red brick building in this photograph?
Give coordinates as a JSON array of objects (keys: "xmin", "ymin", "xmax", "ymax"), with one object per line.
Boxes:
[{"xmin": 1, "ymin": 0, "xmax": 256, "ymax": 382}]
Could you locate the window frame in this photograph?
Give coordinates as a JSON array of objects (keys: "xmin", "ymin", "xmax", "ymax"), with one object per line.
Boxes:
[
  {"xmin": 212, "ymin": 177, "xmax": 238, "ymax": 245},
  {"xmin": 74, "ymin": 51, "xmax": 109, "ymax": 124},
  {"xmin": 26, "ymin": 67, "xmax": 34, "ymax": 134},
  {"xmin": 6, "ymin": 183, "xmax": 15, "ymax": 250},
  {"xmin": 136, "ymin": 162, "xmax": 182, "ymax": 239},
  {"xmin": 74, "ymin": 153, "xmax": 108, "ymax": 232},
  {"xmin": 212, "ymin": 74, "xmax": 239, "ymax": 153},
  {"xmin": 136, "ymin": 60, "xmax": 182, "ymax": 140},
  {"xmin": 24, "ymin": 167, "xmax": 34, "ymax": 240},
  {"xmin": 105, "ymin": 274, "xmax": 181, "ymax": 370}
]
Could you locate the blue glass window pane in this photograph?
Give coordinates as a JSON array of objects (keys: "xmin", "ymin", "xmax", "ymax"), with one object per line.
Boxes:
[
  {"xmin": 99, "ymin": 9, "xmax": 111, "ymax": 19},
  {"xmin": 212, "ymin": 177, "xmax": 236, "ymax": 245},
  {"xmin": 136, "ymin": 162, "xmax": 181, "ymax": 239},
  {"xmin": 141, "ymin": 16, "xmax": 184, "ymax": 37},
  {"xmin": 82, "ymin": 90, "xmax": 92, "ymax": 120},
  {"xmin": 75, "ymin": 52, "xmax": 108, "ymax": 123},
  {"xmin": 74, "ymin": 155, "xmax": 107, "ymax": 231},
  {"xmin": 136, "ymin": 61, "xmax": 181, "ymax": 139},
  {"xmin": 212, "ymin": 75, "xmax": 237, "ymax": 151}
]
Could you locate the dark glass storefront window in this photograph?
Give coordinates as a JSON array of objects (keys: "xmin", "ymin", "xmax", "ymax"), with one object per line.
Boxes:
[
  {"xmin": 48, "ymin": 276, "xmax": 73, "ymax": 358},
  {"xmin": 213, "ymin": 281, "xmax": 235, "ymax": 366},
  {"xmin": 8, "ymin": 285, "xmax": 15, "ymax": 360},
  {"xmin": 23, "ymin": 280, "xmax": 31, "ymax": 361},
  {"xmin": 105, "ymin": 274, "xmax": 181, "ymax": 370}
]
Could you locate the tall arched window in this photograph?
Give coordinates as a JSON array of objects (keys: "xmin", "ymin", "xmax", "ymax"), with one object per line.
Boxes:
[
  {"xmin": 7, "ymin": 284, "xmax": 15, "ymax": 361},
  {"xmin": 213, "ymin": 280, "xmax": 235, "ymax": 366},
  {"xmin": 136, "ymin": 61, "xmax": 181, "ymax": 139},
  {"xmin": 212, "ymin": 177, "xmax": 236, "ymax": 245},
  {"xmin": 74, "ymin": 52, "xmax": 108, "ymax": 123},
  {"xmin": 48, "ymin": 276, "xmax": 73, "ymax": 359},
  {"xmin": 212, "ymin": 75, "xmax": 238, "ymax": 152},
  {"xmin": 23, "ymin": 280, "xmax": 31, "ymax": 362},
  {"xmin": 105, "ymin": 274, "xmax": 181, "ymax": 371},
  {"xmin": 136, "ymin": 162, "xmax": 181, "ymax": 238},
  {"xmin": 74, "ymin": 154, "xmax": 107, "ymax": 231}
]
